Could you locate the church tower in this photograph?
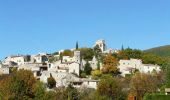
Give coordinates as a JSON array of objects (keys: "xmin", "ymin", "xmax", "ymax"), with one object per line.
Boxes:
[{"xmin": 74, "ymin": 51, "xmax": 81, "ymax": 64}]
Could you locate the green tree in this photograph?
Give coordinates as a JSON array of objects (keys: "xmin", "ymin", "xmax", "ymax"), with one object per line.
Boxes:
[
  {"xmin": 142, "ymin": 53, "xmax": 167, "ymax": 70},
  {"xmin": 62, "ymin": 49, "xmax": 73, "ymax": 57},
  {"xmin": 97, "ymin": 74, "xmax": 125, "ymax": 100},
  {"xmin": 78, "ymin": 48, "xmax": 94, "ymax": 61},
  {"xmin": 165, "ymin": 63, "xmax": 170, "ymax": 88},
  {"xmin": 121, "ymin": 45, "xmax": 124, "ymax": 51},
  {"xmin": 76, "ymin": 41, "xmax": 79, "ymax": 50},
  {"xmin": 0, "ymin": 69, "xmax": 36, "ymax": 100},
  {"xmin": 84, "ymin": 61, "xmax": 92, "ymax": 75},
  {"xmin": 33, "ymin": 81, "xmax": 46, "ymax": 100},
  {"xmin": 59, "ymin": 52, "xmax": 63, "ymax": 62},
  {"xmin": 130, "ymin": 73, "xmax": 158, "ymax": 100},
  {"xmin": 47, "ymin": 74, "xmax": 56, "ymax": 89},
  {"xmin": 115, "ymin": 48, "xmax": 142, "ymax": 60},
  {"xmin": 91, "ymin": 70, "xmax": 102, "ymax": 79},
  {"xmin": 66, "ymin": 84, "xmax": 80, "ymax": 100},
  {"xmin": 93, "ymin": 45, "xmax": 102, "ymax": 59}
]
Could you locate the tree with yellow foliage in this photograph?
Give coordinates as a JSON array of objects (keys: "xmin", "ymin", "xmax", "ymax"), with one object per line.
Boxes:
[{"xmin": 102, "ymin": 54, "xmax": 120, "ymax": 75}]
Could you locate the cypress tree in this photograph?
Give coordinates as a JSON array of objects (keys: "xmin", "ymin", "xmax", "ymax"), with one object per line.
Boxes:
[{"xmin": 76, "ymin": 41, "xmax": 79, "ymax": 50}]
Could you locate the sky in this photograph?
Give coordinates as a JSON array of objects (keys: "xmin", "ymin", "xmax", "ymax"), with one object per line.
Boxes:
[{"xmin": 0, "ymin": 0, "xmax": 170, "ymax": 60}]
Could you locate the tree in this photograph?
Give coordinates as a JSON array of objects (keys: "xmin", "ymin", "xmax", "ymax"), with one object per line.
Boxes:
[
  {"xmin": 165, "ymin": 63, "xmax": 170, "ymax": 88},
  {"xmin": 130, "ymin": 73, "xmax": 158, "ymax": 100},
  {"xmin": 78, "ymin": 48, "xmax": 94, "ymax": 61},
  {"xmin": 91, "ymin": 70, "xmax": 102, "ymax": 79},
  {"xmin": 102, "ymin": 54, "xmax": 119, "ymax": 75},
  {"xmin": 84, "ymin": 61, "xmax": 92, "ymax": 75},
  {"xmin": 93, "ymin": 45, "xmax": 102, "ymax": 59},
  {"xmin": 59, "ymin": 52, "xmax": 63, "ymax": 62},
  {"xmin": 62, "ymin": 49, "xmax": 73, "ymax": 57},
  {"xmin": 97, "ymin": 74, "xmax": 125, "ymax": 100},
  {"xmin": 76, "ymin": 41, "xmax": 79, "ymax": 50},
  {"xmin": 66, "ymin": 84, "xmax": 80, "ymax": 100},
  {"xmin": 142, "ymin": 53, "xmax": 167, "ymax": 70},
  {"xmin": 33, "ymin": 81, "xmax": 46, "ymax": 100},
  {"xmin": 115, "ymin": 48, "xmax": 142, "ymax": 60},
  {"xmin": 0, "ymin": 69, "xmax": 36, "ymax": 100},
  {"xmin": 121, "ymin": 45, "xmax": 124, "ymax": 51},
  {"xmin": 47, "ymin": 74, "xmax": 56, "ymax": 89}
]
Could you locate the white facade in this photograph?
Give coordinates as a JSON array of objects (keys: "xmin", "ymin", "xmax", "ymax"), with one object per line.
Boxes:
[
  {"xmin": 118, "ymin": 59, "xmax": 161, "ymax": 76},
  {"xmin": 40, "ymin": 71, "xmax": 79, "ymax": 87},
  {"xmin": 0, "ymin": 67, "xmax": 9, "ymax": 75},
  {"xmin": 139, "ymin": 64, "xmax": 161, "ymax": 73},
  {"xmin": 40, "ymin": 71, "xmax": 98, "ymax": 89},
  {"xmin": 74, "ymin": 79, "xmax": 99, "ymax": 89},
  {"xmin": 31, "ymin": 54, "xmax": 48, "ymax": 63},
  {"xmin": 47, "ymin": 51, "xmax": 81, "ymax": 76},
  {"xmin": 73, "ymin": 51, "xmax": 81, "ymax": 64},
  {"xmin": 68, "ymin": 62, "xmax": 80, "ymax": 76},
  {"xmin": 18, "ymin": 63, "xmax": 48, "ymax": 77},
  {"xmin": 3, "ymin": 56, "xmax": 26, "ymax": 66},
  {"xmin": 63, "ymin": 56, "xmax": 74, "ymax": 62},
  {"xmin": 103, "ymin": 49, "xmax": 119, "ymax": 54}
]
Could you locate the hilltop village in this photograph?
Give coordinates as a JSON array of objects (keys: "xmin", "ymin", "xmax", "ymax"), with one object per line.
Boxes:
[{"xmin": 0, "ymin": 39, "xmax": 161, "ymax": 90}]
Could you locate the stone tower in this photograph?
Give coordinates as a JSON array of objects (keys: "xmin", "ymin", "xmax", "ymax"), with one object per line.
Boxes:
[
  {"xmin": 95, "ymin": 39, "xmax": 106, "ymax": 52},
  {"xmin": 74, "ymin": 51, "xmax": 81, "ymax": 64}
]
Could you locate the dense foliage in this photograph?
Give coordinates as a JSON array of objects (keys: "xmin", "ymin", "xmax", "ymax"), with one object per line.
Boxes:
[
  {"xmin": 97, "ymin": 74, "xmax": 127, "ymax": 100},
  {"xmin": 143, "ymin": 93, "xmax": 170, "ymax": 100},
  {"xmin": 144, "ymin": 45, "xmax": 170, "ymax": 57},
  {"xmin": 130, "ymin": 73, "xmax": 158, "ymax": 100},
  {"xmin": 84, "ymin": 61, "xmax": 92, "ymax": 75},
  {"xmin": 102, "ymin": 54, "xmax": 120, "ymax": 75},
  {"xmin": 78, "ymin": 48, "xmax": 94, "ymax": 61}
]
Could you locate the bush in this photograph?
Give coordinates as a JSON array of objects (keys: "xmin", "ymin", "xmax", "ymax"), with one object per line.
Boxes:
[
  {"xmin": 144, "ymin": 93, "xmax": 170, "ymax": 100},
  {"xmin": 47, "ymin": 75, "xmax": 56, "ymax": 89}
]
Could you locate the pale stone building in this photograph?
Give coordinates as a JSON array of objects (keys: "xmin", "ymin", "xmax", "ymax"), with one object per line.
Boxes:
[
  {"xmin": 31, "ymin": 53, "xmax": 49, "ymax": 63},
  {"xmin": 47, "ymin": 51, "xmax": 81, "ymax": 76},
  {"xmin": 3, "ymin": 55, "xmax": 30, "ymax": 66},
  {"xmin": 18, "ymin": 63, "xmax": 48, "ymax": 78},
  {"xmin": 94, "ymin": 39, "xmax": 106, "ymax": 53},
  {"xmin": 0, "ymin": 63, "xmax": 10, "ymax": 75},
  {"xmin": 118, "ymin": 59, "xmax": 161, "ymax": 76},
  {"xmin": 40, "ymin": 71, "xmax": 99, "ymax": 89}
]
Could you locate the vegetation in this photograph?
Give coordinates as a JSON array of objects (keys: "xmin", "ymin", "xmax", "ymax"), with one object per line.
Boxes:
[
  {"xmin": 76, "ymin": 41, "xmax": 79, "ymax": 50},
  {"xmin": 144, "ymin": 45, "xmax": 170, "ymax": 57},
  {"xmin": 1, "ymin": 46, "xmax": 170, "ymax": 100},
  {"xmin": 62, "ymin": 49, "xmax": 73, "ymax": 57},
  {"xmin": 130, "ymin": 73, "xmax": 158, "ymax": 100},
  {"xmin": 0, "ymin": 69, "xmax": 36, "ymax": 99},
  {"xmin": 102, "ymin": 54, "xmax": 120, "ymax": 75},
  {"xmin": 84, "ymin": 61, "xmax": 92, "ymax": 75},
  {"xmin": 78, "ymin": 48, "xmax": 94, "ymax": 61},
  {"xmin": 97, "ymin": 74, "xmax": 127, "ymax": 100},
  {"xmin": 47, "ymin": 74, "xmax": 56, "ymax": 89},
  {"xmin": 91, "ymin": 70, "xmax": 102, "ymax": 79},
  {"xmin": 143, "ymin": 93, "xmax": 170, "ymax": 100},
  {"xmin": 93, "ymin": 45, "xmax": 102, "ymax": 59},
  {"xmin": 165, "ymin": 63, "xmax": 170, "ymax": 88}
]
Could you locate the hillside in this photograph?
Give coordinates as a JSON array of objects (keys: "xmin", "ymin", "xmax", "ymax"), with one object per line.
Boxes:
[{"xmin": 144, "ymin": 45, "xmax": 170, "ymax": 57}]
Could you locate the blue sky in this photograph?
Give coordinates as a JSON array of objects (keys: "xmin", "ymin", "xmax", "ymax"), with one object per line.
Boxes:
[{"xmin": 0, "ymin": 0, "xmax": 170, "ymax": 60}]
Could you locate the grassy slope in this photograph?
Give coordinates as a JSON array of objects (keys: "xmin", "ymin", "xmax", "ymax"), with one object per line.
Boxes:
[{"xmin": 144, "ymin": 45, "xmax": 170, "ymax": 57}]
